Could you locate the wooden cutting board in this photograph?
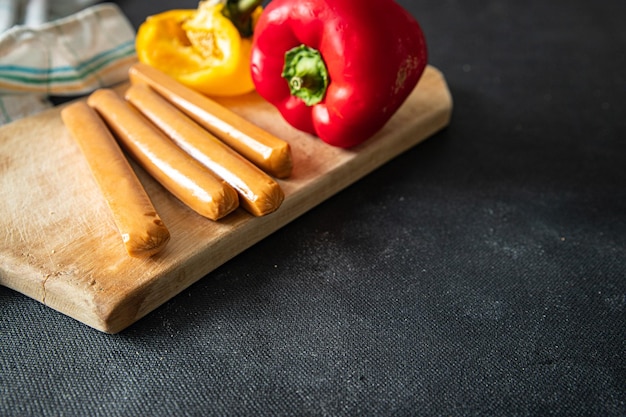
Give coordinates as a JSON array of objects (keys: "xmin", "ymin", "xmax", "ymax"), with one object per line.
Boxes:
[{"xmin": 0, "ymin": 66, "xmax": 452, "ymax": 333}]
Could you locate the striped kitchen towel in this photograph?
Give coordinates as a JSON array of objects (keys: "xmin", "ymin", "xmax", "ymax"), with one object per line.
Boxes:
[{"xmin": 0, "ymin": 2, "xmax": 137, "ymax": 124}]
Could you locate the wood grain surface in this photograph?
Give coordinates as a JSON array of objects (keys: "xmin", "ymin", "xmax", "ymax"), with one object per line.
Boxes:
[{"xmin": 0, "ymin": 66, "xmax": 452, "ymax": 333}]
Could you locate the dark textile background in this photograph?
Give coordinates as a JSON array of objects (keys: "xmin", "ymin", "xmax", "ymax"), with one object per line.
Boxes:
[{"xmin": 2, "ymin": 0, "xmax": 625, "ymax": 416}]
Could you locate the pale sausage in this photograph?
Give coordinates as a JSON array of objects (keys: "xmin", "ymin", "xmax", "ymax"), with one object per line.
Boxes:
[
  {"xmin": 87, "ymin": 89, "xmax": 239, "ymax": 221},
  {"xmin": 125, "ymin": 83, "xmax": 284, "ymax": 217},
  {"xmin": 128, "ymin": 62, "xmax": 293, "ymax": 179},
  {"xmin": 61, "ymin": 101, "xmax": 170, "ymax": 258}
]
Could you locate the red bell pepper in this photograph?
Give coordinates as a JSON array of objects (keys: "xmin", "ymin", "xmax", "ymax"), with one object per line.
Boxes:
[{"xmin": 250, "ymin": 0, "xmax": 427, "ymax": 148}]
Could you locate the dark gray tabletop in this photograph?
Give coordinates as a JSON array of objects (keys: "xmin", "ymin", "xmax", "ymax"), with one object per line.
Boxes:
[{"xmin": 2, "ymin": 0, "xmax": 625, "ymax": 416}]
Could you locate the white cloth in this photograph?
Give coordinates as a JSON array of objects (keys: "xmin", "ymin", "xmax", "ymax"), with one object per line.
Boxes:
[{"xmin": 0, "ymin": 2, "xmax": 136, "ymax": 125}]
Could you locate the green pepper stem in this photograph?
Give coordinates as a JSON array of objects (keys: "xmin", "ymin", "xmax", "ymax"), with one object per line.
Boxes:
[
  {"xmin": 233, "ymin": 0, "xmax": 260, "ymax": 13},
  {"xmin": 282, "ymin": 45, "xmax": 330, "ymax": 106},
  {"xmin": 222, "ymin": 0, "xmax": 263, "ymax": 38}
]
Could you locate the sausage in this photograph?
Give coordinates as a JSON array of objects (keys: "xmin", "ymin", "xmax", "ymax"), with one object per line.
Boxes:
[
  {"xmin": 60, "ymin": 101, "xmax": 170, "ymax": 258},
  {"xmin": 87, "ymin": 89, "xmax": 239, "ymax": 221},
  {"xmin": 125, "ymin": 83, "xmax": 284, "ymax": 217},
  {"xmin": 128, "ymin": 62, "xmax": 293, "ymax": 179}
]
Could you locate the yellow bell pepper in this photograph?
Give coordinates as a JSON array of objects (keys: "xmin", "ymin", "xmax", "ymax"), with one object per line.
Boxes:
[{"xmin": 135, "ymin": 0, "xmax": 263, "ymax": 97}]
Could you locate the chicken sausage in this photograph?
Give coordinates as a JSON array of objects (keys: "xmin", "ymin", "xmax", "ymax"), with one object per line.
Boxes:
[
  {"xmin": 128, "ymin": 62, "xmax": 293, "ymax": 179},
  {"xmin": 61, "ymin": 101, "xmax": 170, "ymax": 257}
]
